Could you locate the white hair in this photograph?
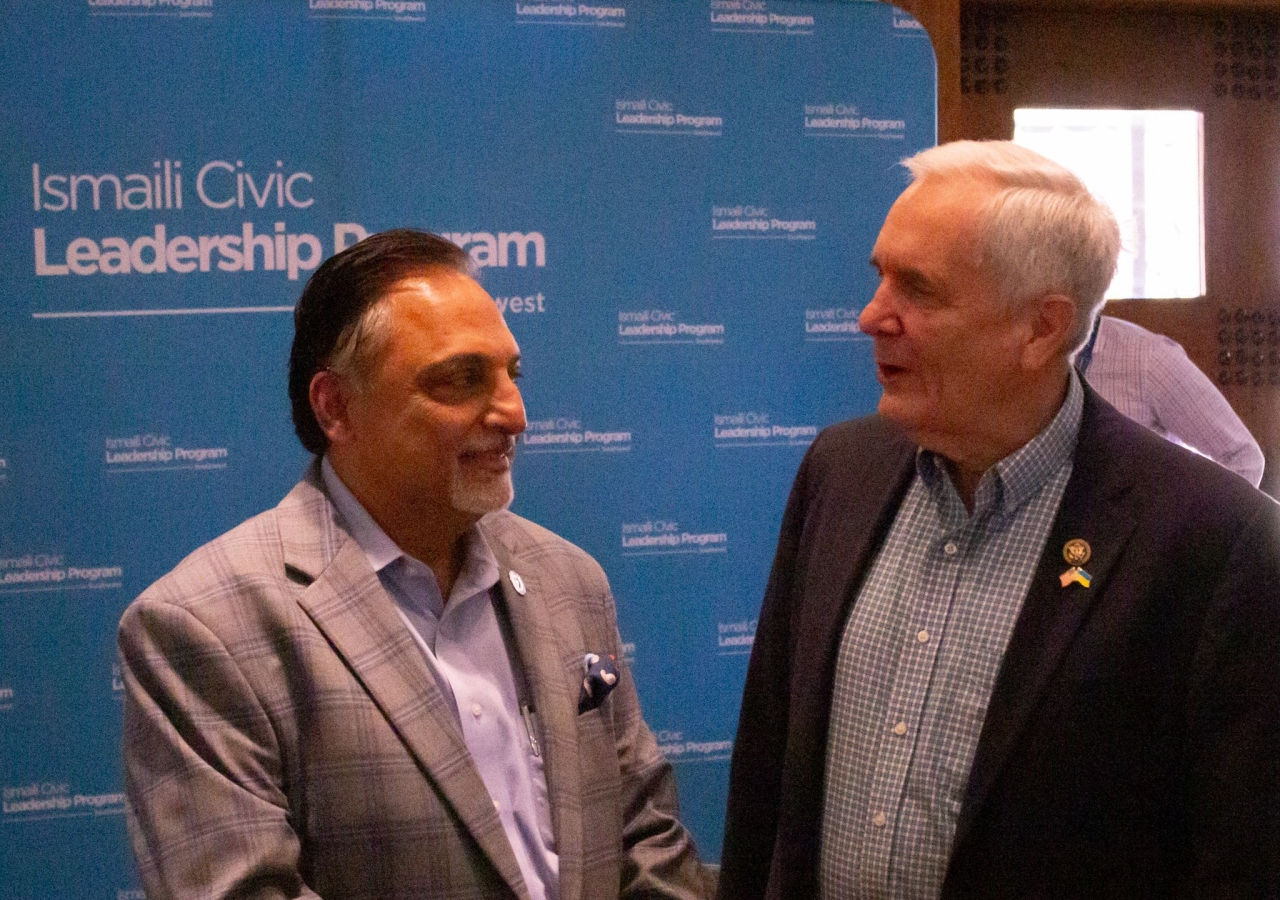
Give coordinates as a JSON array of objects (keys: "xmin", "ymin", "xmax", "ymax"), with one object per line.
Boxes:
[
  {"xmin": 902, "ymin": 140, "xmax": 1121, "ymax": 353},
  {"xmin": 326, "ymin": 299, "xmax": 395, "ymax": 389}
]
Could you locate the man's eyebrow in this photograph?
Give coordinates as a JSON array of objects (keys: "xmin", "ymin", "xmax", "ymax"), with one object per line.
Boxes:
[
  {"xmin": 870, "ymin": 256, "xmax": 935, "ymax": 292},
  {"xmin": 416, "ymin": 353, "xmax": 488, "ymax": 379},
  {"xmin": 417, "ymin": 352, "xmax": 519, "ymax": 379},
  {"xmin": 897, "ymin": 267, "xmax": 934, "ymax": 292}
]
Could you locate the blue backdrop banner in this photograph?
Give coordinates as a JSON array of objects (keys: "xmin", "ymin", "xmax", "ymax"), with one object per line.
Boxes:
[{"xmin": 0, "ymin": 2, "xmax": 934, "ymax": 896}]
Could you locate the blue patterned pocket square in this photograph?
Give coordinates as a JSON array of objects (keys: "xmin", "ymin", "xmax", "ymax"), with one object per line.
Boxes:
[{"xmin": 578, "ymin": 652, "xmax": 619, "ymax": 713}]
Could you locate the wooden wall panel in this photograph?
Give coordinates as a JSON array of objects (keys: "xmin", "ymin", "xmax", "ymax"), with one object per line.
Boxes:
[{"xmin": 891, "ymin": 0, "xmax": 964, "ymax": 140}]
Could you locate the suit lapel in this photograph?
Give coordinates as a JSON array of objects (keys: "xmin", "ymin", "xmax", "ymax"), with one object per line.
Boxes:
[
  {"xmin": 278, "ymin": 472, "xmax": 533, "ymax": 900},
  {"xmin": 952, "ymin": 394, "xmax": 1139, "ymax": 850},
  {"xmin": 775, "ymin": 421, "xmax": 917, "ymax": 899},
  {"xmin": 797, "ymin": 426, "xmax": 917, "ymax": 723},
  {"xmin": 484, "ymin": 529, "xmax": 586, "ymax": 900}
]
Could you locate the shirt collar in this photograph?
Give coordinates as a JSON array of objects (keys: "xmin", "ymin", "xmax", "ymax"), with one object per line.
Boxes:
[
  {"xmin": 320, "ymin": 456, "xmax": 500, "ymax": 600},
  {"xmin": 917, "ymin": 369, "xmax": 1084, "ymax": 521}
]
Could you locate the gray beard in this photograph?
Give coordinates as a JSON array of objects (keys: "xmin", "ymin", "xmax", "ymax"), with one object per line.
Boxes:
[{"xmin": 450, "ymin": 468, "xmax": 514, "ymax": 516}]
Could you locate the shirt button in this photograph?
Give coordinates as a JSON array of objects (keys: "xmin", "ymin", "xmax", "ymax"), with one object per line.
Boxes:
[
  {"xmin": 493, "ymin": 799, "xmax": 501, "ymax": 812},
  {"xmin": 893, "ymin": 722, "xmax": 907, "ymax": 736},
  {"xmin": 471, "ymin": 703, "xmax": 483, "ymax": 718},
  {"xmin": 916, "ymin": 629, "xmax": 930, "ymax": 643},
  {"xmin": 943, "ymin": 541, "xmax": 958, "ymax": 556},
  {"xmin": 872, "ymin": 812, "xmax": 887, "ymax": 827}
]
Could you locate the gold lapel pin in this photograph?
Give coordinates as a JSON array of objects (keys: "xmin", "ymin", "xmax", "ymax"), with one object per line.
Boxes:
[{"xmin": 1059, "ymin": 539, "xmax": 1092, "ymax": 588}]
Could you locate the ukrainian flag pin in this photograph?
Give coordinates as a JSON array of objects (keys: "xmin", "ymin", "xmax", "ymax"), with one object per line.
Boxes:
[{"xmin": 1059, "ymin": 539, "xmax": 1092, "ymax": 588}]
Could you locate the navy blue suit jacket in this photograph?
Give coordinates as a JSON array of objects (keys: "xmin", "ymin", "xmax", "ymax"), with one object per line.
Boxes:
[{"xmin": 717, "ymin": 388, "xmax": 1280, "ymax": 900}]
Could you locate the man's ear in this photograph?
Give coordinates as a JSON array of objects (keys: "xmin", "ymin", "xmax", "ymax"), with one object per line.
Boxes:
[
  {"xmin": 309, "ymin": 369, "xmax": 354, "ymax": 445},
  {"xmin": 1021, "ymin": 293, "xmax": 1077, "ymax": 371}
]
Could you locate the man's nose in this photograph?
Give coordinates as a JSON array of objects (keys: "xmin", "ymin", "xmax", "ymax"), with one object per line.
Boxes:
[
  {"xmin": 489, "ymin": 375, "xmax": 527, "ymax": 435},
  {"xmin": 858, "ymin": 287, "xmax": 900, "ymax": 337}
]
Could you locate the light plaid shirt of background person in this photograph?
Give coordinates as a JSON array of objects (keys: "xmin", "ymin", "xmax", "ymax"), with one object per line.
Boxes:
[
  {"xmin": 1082, "ymin": 315, "xmax": 1263, "ymax": 487},
  {"xmin": 818, "ymin": 372, "xmax": 1084, "ymax": 900}
]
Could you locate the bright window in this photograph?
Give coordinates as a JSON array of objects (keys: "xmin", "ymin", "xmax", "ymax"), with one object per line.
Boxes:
[{"xmin": 1014, "ymin": 108, "xmax": 1205, "ymax": 300}]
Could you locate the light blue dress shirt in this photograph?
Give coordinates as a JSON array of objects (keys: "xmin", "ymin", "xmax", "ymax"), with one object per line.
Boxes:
[{"xmin": 322, "ymin": 458, "xmax": 559, "ymax": 900}]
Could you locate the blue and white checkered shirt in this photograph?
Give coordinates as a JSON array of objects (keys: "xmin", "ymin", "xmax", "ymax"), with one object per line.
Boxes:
[{"xmin": 818, "ymin": 372, "xmax": 1084, "ymax": 900}]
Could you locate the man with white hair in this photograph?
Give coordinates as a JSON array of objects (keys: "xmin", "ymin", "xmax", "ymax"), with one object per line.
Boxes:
[{"xmin": 716, "ymin": 142, "xmax": 1280, "ymax": 899}]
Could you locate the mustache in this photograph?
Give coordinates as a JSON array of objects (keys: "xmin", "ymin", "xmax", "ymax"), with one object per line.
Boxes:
[{"xmin": 461, "ymin": 435, "xmax": 518, "ymax": 457}]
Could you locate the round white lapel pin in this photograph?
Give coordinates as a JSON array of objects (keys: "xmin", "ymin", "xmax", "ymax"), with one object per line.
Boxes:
[{"xmin": 509, "ymin": 570, "xmax": 526, "ymax": 596}]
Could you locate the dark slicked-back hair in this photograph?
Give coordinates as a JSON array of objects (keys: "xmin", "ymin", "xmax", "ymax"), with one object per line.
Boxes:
[{"xmin": 288, "ymin": 228, "xmax": 472, "ymax": 455}]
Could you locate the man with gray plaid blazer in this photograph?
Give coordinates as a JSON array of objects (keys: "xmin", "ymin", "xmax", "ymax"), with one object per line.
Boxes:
[{"xmin": 119, "ymin": 229, "xmax": 708, "ymax": 900}]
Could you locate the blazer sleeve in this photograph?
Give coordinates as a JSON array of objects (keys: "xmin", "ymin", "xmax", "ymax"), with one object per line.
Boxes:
[
  {"xmin": 1181, "ymin": 499, "xmax": 1280, "ymax": 896},
  {"xmin": 119, "ymin": 596, "xmax": 324, "ymax": 900},
  {"xmin": 715, "ymin": 444, "xmax": 815, "ymax": 900}
]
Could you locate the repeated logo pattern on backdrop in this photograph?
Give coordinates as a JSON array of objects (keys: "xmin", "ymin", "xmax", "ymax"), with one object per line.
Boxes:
[{"xmin": 0, "ymin": 2, "xmax": 934, "ymax": 896}]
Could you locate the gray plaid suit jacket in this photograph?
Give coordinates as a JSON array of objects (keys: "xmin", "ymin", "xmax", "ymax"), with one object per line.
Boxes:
[{"xmin": 119, "ymin": 464, "xmax": 707, "ymax": 900}]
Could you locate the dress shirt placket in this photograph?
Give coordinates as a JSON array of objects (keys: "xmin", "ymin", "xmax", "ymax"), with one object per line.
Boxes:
[
  {"xmin": 867, "ymin": 531, "xmax": 965, "ymax": 880},
  {"xmin": 390, "ymin": 553, "xmax": 560, "ymax": 900},
  {"xmin": 887, "ymin": 480, "xmax": 1005, "ymax": 900},
  {"xmin": 824, "ymin": 499, "xmax": 926, "ymax": 899}
]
